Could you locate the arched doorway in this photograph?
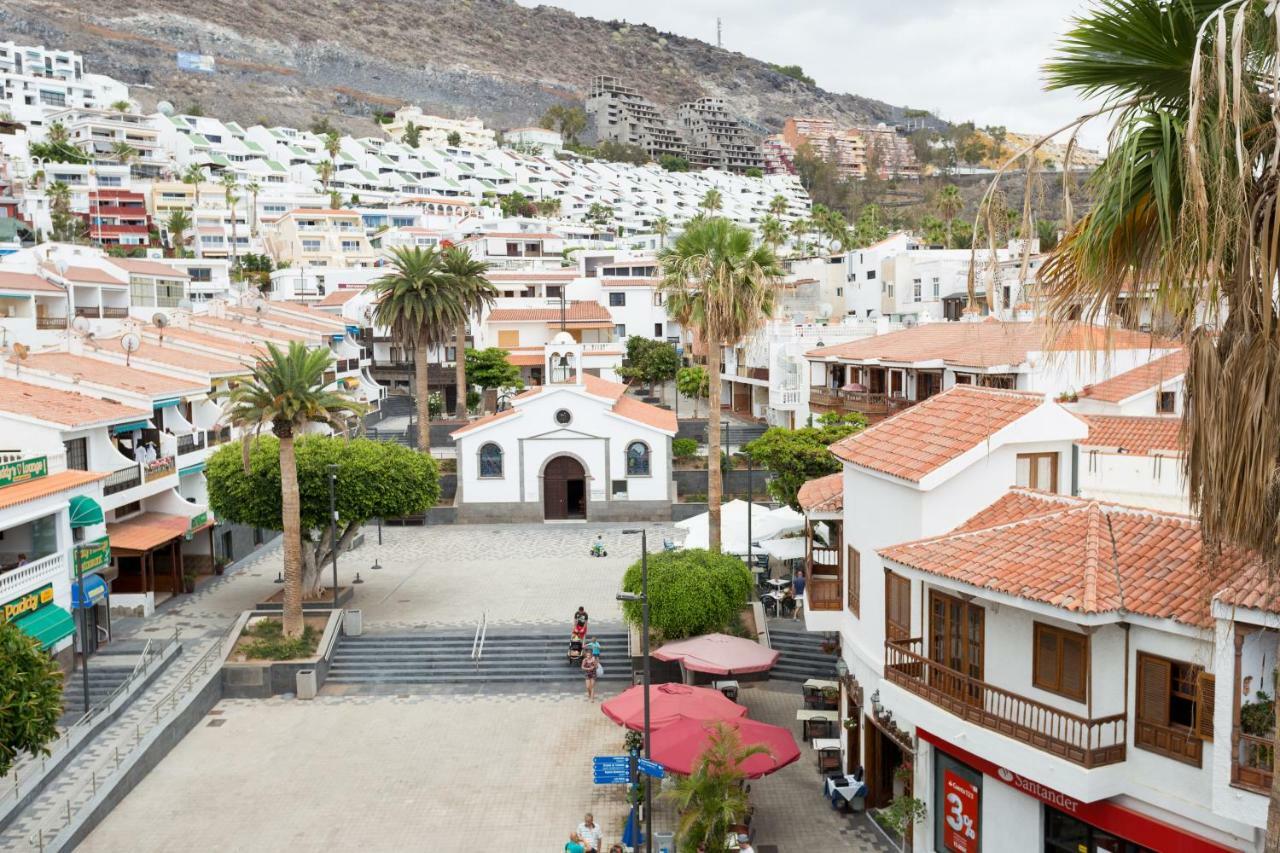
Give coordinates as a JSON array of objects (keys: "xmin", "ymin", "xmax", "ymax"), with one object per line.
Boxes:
[{"xmin": 544, "ymin": 455, "xmax": 586, "ymax": 520}]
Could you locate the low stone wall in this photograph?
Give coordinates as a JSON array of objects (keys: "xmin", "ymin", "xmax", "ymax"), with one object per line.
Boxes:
[
  {"xmin": 673, "ymin": 468, "xmax": 776, "ymax": 499},
  {"xmin": 453, "ymin": 498, "xmax": 673, "ymax": 524},
  {"xmin": 221, "ymin": 609, "xmax": 344, "ymax": 699},
  {"xmin": 254, "ymin": 585, "xmax": 354, "ymax": 612}
]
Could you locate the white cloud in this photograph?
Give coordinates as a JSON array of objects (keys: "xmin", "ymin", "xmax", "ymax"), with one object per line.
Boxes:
[{"xmin": 515, "ymin": 0, "xmax": 1108, "ymax": 150}]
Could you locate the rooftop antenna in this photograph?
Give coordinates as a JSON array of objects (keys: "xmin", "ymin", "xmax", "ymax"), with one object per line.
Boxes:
[
  {"xmin": 121, "ymin": 331, "xmax": 141, "ymax": 367},
  {"xmin": 716, "ymin": 17, "xmax": 722, "ymax": 48}
]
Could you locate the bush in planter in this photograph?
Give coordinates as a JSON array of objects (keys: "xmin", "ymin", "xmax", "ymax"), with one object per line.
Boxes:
[
  {"xmin": 620, "ymin": 549, "xmax": 752, "ymax": 641},
  {"xmin": 672, "ymin": 437, "xmax": 698, "ymax": 460},
  {"xmin": 243, "ymin": 619, "xmax": 320, "ymax": 660}
]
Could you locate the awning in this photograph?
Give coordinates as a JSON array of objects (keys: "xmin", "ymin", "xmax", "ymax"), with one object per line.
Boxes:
[
  {"xmin": 178, "ymin": 462, "xmax": 206, "ymax": 477},
  {"xmin": 68, "ymin": 494, "xmax": 104, "ymax": 528},
  {"xmin": 107, "ymin": 512, "xmax": 191, "ymax": 554},
  {"xmin": 71, "ymin": 574, "xmax": 108, "ymax": 609},
  {"xmin": 153, "ymin": 399, "xmax": 181, "ymax": 409},
  {"xmin": 14, "ymin": 605, "xmax": 76, "ymax": 649},
  {"xmin": 112, "ymin": 420, "xmax": 149, "ymax": 435}
]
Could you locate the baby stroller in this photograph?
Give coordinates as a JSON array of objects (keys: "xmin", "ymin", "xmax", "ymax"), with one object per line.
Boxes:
[{"xmin": 568, "ymin": 613, "xmax": 589, "ymax": 665}]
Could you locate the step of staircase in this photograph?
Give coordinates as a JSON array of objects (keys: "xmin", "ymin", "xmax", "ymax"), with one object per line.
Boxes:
[
  {"xmin": 769, "ymin": 623, "xmax": 839, "ymax": 682},
  {"xmin": 327, "ymin": 629, "xmax": 632, "ymax": 689}
]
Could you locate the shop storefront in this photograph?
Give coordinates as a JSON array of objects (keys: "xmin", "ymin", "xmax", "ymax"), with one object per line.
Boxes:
[
  {"xmin": 919, "ymin": 730, "xmax": 1240, "ymax": 853},
  {"xmin": 2, "ymin": 581, "xmax": 76, "ymax": 668}
]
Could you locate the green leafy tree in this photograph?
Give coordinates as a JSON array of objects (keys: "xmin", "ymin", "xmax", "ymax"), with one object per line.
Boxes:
[
  {"xmin": 744, "ymin": 412, "xmax": 867, "ymax": 509},
  {"xmin": 672, "ymin": 437, "xmax": 699, "ymax": 460},
  {"xmin": 768, "ymin": 194, "xmax": 789, "ymax": 217},
  {"xmin": 440, "ymin": 247, "xmax": 496, "ymax": 419},
  {"xmin": 662, "ymin": 723, "xmax": 772, "ymax": 851},
  {"xmin": 768, "ymin": 64, "xmax": 816, "ymax": 87},
  {"xmin": 619, "ymin": 549, "xmax": 752, "ymax": 641},
  {"xmin": 744, "ymin": 167, "xmax": 763, "ymax": 178},
  {"xmin": 446, "ymin": 130, "xmax": 462, "ymax": 148},
  {"xmin": 403, "ymin": 121, "xmax": 421, "ymax": 149},
  {"xmin": 219, "ymin": 342, "xmax": 363, "ymax": 637},
  {"xmin": 676, "ymin": 365, "xmax": 710, "ymax": 418},
  {"xmin": 109, "ymin": 99, "xmax": 132, "ymax": 113},
  {"xmin": 0, "ymin": 621, "xmax": 63, "ymax": 777},
  {"xmin": 47, "ymin": 122, "xmax": 69, "ymax": 145},
  {"xmin": 110, "ymin": 141, "xmax": 137, "ymax": 166},
  {"xmin": 499, "ymin": 191, "xmax": 536, "ymax": 218},
  {"xmin": 181, "ymin": 163, "xmax": 204, "ymax": 185},
  {"xmin": 586, "ymin": 202, "xmax": 613, "ymax": 225},
  {"xmin": 28, "ymin": 140, "xmax": 88, "ymax": 164},
  {"xmin": 538, "ymin": 104, "xmax": 587, "ymax": 145},
  {"xmin": 759, "ymin": 215, "xmax": 785, "ymax": 252},
  {"xmin": 208, "ymin": 435, "xmax": 438, "ymax": 597},
  {"xmin": 660, "ymin": 218, "xmax": 780, "ymax": 552},
  {"xmin": 48, "ymin": 181, "xmax": 85, "ymax": 243},
  {"xmin": 642, "ymin": 341, "xmax": 680, "ymax": 405},
  {"xmin": 595, "ymin": 140, "xmax": 649, "ymax": 164},
  {"xmin": 245, "ymin": 180, "xmax": 262, "ymax": 237},
  {"xmin": 163, "ymin": 208, "xmax": 192, "ymax": 258},
  {"xmin": 369, "ymin": 246, "xmax": 464, "ymax": 447},
  {"xmin": 659, "ymin": 154, "xmax": 690, "ymax": 172},
  {"xmin": 464, "ymin": 347, "xmax": 524, "ymax": 404}
]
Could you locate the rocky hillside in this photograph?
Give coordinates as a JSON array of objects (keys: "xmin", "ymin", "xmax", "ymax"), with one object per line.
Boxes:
[{"xmin": 0, "ymin": 0, "xmax": 932, "ymax": 136}]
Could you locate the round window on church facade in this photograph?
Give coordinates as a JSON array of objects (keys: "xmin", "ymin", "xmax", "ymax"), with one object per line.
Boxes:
[{"xmin": 555, "ymin": 409, "xmax": 572, "ymax": 426}]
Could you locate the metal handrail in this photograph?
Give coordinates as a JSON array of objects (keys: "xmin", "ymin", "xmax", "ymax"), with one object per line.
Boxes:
[
  {"xmin": 26, "ymin": 622, "xmax": 236, "ymax": 850},
  {"xmin": 477, "ymin": 614, "xmax": 488, "ymax": 662},
  {"xmin": 470, "ymin": 613, "xmax": 487, "ymax": 662},
  {"xmin": 2, "ymin": 629, "xmax": 175, "ymax": 805}
]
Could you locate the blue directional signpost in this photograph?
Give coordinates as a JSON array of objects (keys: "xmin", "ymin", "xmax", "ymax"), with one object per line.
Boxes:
[
  {"xmin": 636, "ymin": 758, "xmax": 665, "ymax": 780},
  {"xmin": 593, "ymin": 755, "xmax": 631, "ymax": 785}
]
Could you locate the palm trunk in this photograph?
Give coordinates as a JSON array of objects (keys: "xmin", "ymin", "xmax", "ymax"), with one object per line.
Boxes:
[
  {"xmin": 1269, "ymin": 632, "xmax": 1280, "ymax": 848},
  {"xmin": 945, "ymin": 218, "xmax": 953, "ymax": 249},
  {"xmin": 706, "ymin": 344, "xmax": 723, "ymax": 553},
  {"xmin": 454, "ymin": 319, "xmax": 468, "ymax": 420},
  {"xmin": 415, "ymin": 338, "xmax": 430, "ymax": 451},
  {"xmin": 278, "ymin": 429, "xmax": 305, "ymax": 638}
]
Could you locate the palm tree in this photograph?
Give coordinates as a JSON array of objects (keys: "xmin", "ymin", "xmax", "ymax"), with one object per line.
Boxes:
[
  {"xmin": 760, "ymin": 215, "xmax": 785, "ymax": 252},
  {"xmin": 245, "ymin": 180, "xmax": 262, "ymax": 237},
  {"xmin": 181, "ymin": 163, "xmax": 204, "ymax": 186},
  {"xmin": 110, "ymin": 142, "xmax": 137, "ymax": 167},
  {"xmin": 369, "ymin": 247, "xmax": 465, "ymax": 450},
  {"xmin": 653, "ymin": 216, "xmax": 671, "ymax": 250},
  {"xmin": 768, "ymin": 194, "xmax": 789, "ymax": 218},
  {"xmin": 1024, "ymin": 4, "xmax": 1280, "ymax": 838},
  {"xmin": 659, "ymin": 217, "xmax": 780, "ymax": 552},
  {"xmin": 661, "ymin": 724, "xmax": 771, "ymax": 850},
  {"xmin": 221, "ymin": 342, "xmax": 361, "ymax": 637},
  {"xmin": 700, "ymin": 188, "xmax": 723, "ymax": 213},
  {"xmin": 440, "ymin": 246, "xmax": 496, "ymax": 420},
  {"xmin": 316, "ymin": 160, "xmax": 335, "ymax": 196},
  {"xmin": 220, "ymin": 173, "xmax": 241, "ymax": 276},
  {"xmin": 109, "ymin": 100, "xmax": 132, "ymax": 114},
  {"xmin": 47, "ymin": 122, "xmax": 69, "ymax": 145},
  {"xmin": 163, "ymin": 209, "xmax": 192, "ymax": 258},
  {"xmin": 935, "ymin": 184, "xmax": 963, "ymax": 248}
]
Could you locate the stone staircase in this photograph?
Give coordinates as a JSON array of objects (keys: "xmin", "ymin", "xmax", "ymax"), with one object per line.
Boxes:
[
  {"xmin": 327, "ymin": 626, "xmax": 631, "ymax": 689},
  {"xmin": 769, "ymin": 621, "xmax": 838, "ymax": 683},
  {"xmin": 57, "ymin": 643, "xmax": 166, "ymax": 726}
]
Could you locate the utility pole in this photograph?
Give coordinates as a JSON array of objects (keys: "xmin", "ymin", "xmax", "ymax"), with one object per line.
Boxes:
[{"xmin": 716, "ymin": 17, "xmax": 722, "ymax": 49}]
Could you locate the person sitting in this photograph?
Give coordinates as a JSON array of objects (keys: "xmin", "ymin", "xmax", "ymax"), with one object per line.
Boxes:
[{"xmin": 565, "ymin": 832, "xmax": 585, "ymax": 853}]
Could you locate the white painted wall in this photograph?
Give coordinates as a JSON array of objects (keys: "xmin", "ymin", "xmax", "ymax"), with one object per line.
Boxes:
[{"xmin": 1077, "ymin": 450, "xmax": 1188, "ymax": 513}]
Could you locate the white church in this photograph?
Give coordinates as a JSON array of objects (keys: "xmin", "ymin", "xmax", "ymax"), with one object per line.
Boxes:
[{"xmin": 451, "ymin": 334, "xmax": 678, "ymax": 522}]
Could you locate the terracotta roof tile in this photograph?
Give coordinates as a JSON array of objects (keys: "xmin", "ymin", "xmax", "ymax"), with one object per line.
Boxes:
[
  {"xmin": 1079, "ymin": 350, "xmax": 1188, "ymax": 403},
  {"xmin": 452, "ymin": 375, "xmax": 674, "ymax": 435},
  {"xmin": 192, "ymin": 315, "xmax": 311, "ymax": 343},
  {"xmin": 0, "ymin": 272, "xmax": 62, "ymax": 293},
  {"xmin": 18, "ymin": 352, "xmax": 207, "ymax": 398},
  {"xmin": 139, "ymin": 326, "xmax": 265, "ymax": 362},
  {"xmin": 611, "ymin": 393, "xmax": 677, "ymax": 433},
  {"xmin": 62, "ymin": 265, "xmax": 127, "ymax": 285},
  {"xmin": 107, "ymin": 512, "xmax": 192, "ymax": 552},
  {"xmin": 881, "ymin": 489, "xmax": 1264, "ymax": 626},
  {"xmin": 109, "ymin": 259, "xmax": 190, "ymax": 279},
  {"xmin": 798, "ymin": 473, "xmax": 843, "ymax": 513},
  {"xmin": 1081, "ymin": 415, "xmax": 1182, "ymax": 456},
  {"xmin": 0, "ymin": 469, "xmax": 107, "ymax": 511},
  {"xmin": 0, "ymin": 377, "xmax": 151, "ymax": 427},
  {"xmin": 806, "ymin": 321, "xmax": 1175, "ymax": 369},
  {"xmin": 85, "ymin": 339, "xmax": 245, "ymax": 377},
  {"xmin": 487, "ymin": 302, "xmax": 611, "ymax": 323},
  {"xmin": 830, "ymin": 386, "xmax": 1044, "ymax": 482},
  {"xmin": 449, "ymin": 407, "xmax": 519, "ymax": 436},
  {"xmin": 317, "ymin": 289, "xmax": 362, "ymax": 307}
]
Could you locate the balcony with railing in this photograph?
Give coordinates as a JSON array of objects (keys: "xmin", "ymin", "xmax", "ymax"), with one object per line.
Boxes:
[
  {"xmin": 35, "ymin": 315, "xmax": 68, "ymax": 330},
  {"xmin": 805, "ymin": 521, "xmax": 843, "ymax": 613},
  {"xmin": 735, "ymin": 365, "xmax": 770, "ymax": 382},
  {"xmin": 0, "ymin": 550, "xmax": 68, "ymax": 602},
  {"xmin": 809, "ymin": 387, "xmax": 919, "ymax": 419},
  {"xmin": 142, "ymin": 456, "xmax": 175, "ymax": 483},
  {"xmin": 103, "ymin": 463, "xmax": 142, "ymax": 495},
  {"xmin": 884, "ymin": 638, "xmax": 1127, "ymax": 769},
  {"xmin": 205, "ymin": 426, "xmax": 232, "ymax": 447},
  {"xmin": 176, "ymin": 432, "xmax": 206, "ymax": 456}
]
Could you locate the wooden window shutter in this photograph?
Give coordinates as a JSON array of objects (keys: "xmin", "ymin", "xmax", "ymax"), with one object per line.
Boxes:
[
  {"xmin": 1060, "ymin": 634, "xmax": 1086, "ymax": 701},
  {"xmin": 1034, "ymin": 626, "xmax": 1060, "ymax": 690},
  {"xmin": 1194, "ymin": 671, "xmax": 1216, "ymax": 741},
  {"xmin": 846, "ymin": 546, "xmax": 860, "ymax": 617},
  {"xmin": 1137, "ymin": 655, "xmax": 1171, "ymax": 727}
]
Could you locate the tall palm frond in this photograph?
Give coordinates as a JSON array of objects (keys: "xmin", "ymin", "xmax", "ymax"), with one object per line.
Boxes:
[{"xmin": 440, "ymin": 246, "xmax": 496, "ymax": 419}]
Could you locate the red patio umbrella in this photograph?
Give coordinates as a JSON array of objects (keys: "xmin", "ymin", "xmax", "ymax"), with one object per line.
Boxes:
[
  {"xmin": 651, "ymin": 633, "xmax": 780, "ymax": 675},
  {"xmin": 650, "ymin": 717, "xmax": 801, "ymax": 779},
  {"xmin": 602, "ymin": 683, "xmax": 747, "ymax": 732}
]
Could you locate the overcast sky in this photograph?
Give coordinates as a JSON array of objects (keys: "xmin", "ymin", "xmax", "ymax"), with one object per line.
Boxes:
[{"xmin": 515, "ymin": 0, "xmax": 1107, "ymax": 149}]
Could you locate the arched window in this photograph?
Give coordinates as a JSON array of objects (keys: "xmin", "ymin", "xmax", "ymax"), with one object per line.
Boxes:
[
  {"xmin": 626, "ymin": 441, "xmax": 651, "ymax": 476},
  {"xmin": 478, "ymin": 443, "xmax": 504, "ymax": 478}
]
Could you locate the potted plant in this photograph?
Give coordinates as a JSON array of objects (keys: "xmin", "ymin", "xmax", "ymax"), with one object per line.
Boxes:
[
  {"xmin": 821, "ymin": 686, "xmax": 840, "ymax": 708},
  {"xmin": 875, "ymin": 794, "xmax": 928, "ymax": 852},
  {"xmin": 893, "ymin": 759, "xmax": 913, "ymax": 797},
  {"xmin": 820, "ymin": 635, "xmax": 840, "ymax": 655}
]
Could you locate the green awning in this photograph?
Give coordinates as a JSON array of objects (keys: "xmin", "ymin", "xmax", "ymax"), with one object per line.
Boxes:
[
  {"xmin": 68, "ymin": 495, "xmax": 104, "ymax": 528},
  {"xmin": 112, "ymin": 420, "xmax": 149, "ymax": 435},
  {"xmin": 178, "ymin": 462, "xmax": 205, "ymax": 477},
  {"xmin": 14, "ymin": 605, "xmax": 76, "ymax": 650}
]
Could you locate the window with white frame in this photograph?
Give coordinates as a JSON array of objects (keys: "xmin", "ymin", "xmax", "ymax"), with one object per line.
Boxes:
[
  {"xmin": 626, "ymin": 441, "xmax": 651, "ymax": 476},
  {"xmin": 478, "ymin": 443, "xmax": 503, "ymax": 478}
]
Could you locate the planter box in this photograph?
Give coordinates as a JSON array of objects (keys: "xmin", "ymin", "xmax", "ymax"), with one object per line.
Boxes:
[
  {"xmin": 221, "ymin": 609, "xmax": 344, "ymax": 699},
  {"xmin": 255, "ymin": 585, "xmax": 354, "ymax": 612}
]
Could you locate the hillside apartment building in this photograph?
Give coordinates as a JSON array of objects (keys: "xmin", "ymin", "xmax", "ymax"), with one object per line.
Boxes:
[
  {"xmin": 0, "ymin": 42, "xmax": 129, "ymax": 129},
  {"xmin": 766, "ymin": 116, "xmax": 921, "ymax": 180}
]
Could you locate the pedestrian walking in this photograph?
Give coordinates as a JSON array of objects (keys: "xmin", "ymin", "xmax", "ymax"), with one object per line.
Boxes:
[
  {"xmin": 581, "ymin": 649, "xmax": 599, "ymax": 701},
  {"xmin": 577, "ymin": 813, "xmax": 602, "ymax": 852}
]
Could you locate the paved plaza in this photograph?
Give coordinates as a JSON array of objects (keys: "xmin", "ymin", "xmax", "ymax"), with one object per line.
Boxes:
[{"xmin": 74, "ymin": 523, "xmax": 889, "ymax": 851}]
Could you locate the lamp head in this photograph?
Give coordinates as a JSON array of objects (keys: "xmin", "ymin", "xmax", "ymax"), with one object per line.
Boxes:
[
  {"xmin": 621, "ymin": 528, "xmax": 642, "ymax": 535},
  {"xmin": 616, "ymin": 592, "xmax": 644, "ymax": 602}
]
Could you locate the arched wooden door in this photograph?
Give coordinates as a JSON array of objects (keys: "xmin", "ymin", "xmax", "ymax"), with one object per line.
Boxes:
[{"xmin": 544, "ymin": 456, "xmax": 586, "ymax": 520}]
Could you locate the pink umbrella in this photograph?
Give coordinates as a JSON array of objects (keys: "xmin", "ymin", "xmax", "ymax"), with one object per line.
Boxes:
[
  {"xmin": 651, "ymin": 633, "xmax": 780, "ymax": 675},
  {"xmin": 602, "ymin": 683, "xmax": 748, "ymax": 732},
  {"xmin": 650, "ymin": 717, "xmax": 801, "ymax": 779}
]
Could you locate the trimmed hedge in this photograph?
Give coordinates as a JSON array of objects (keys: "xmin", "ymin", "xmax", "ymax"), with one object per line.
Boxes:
[{"xmin": 620, "ymin": 549, "xmax": 753, "ymax": 641}]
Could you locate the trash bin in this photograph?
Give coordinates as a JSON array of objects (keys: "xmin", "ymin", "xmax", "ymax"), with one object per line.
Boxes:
[
  {"xmin": 344, "ymin": 609, "xmax": 363, "ymax": 636},
  {"xmin": 296, "ymin": 669, "xmax": 317, "ymax": 700},
  {"xmin": 654, "ymin": 831, "xmax": 675, "ymax": 853}
]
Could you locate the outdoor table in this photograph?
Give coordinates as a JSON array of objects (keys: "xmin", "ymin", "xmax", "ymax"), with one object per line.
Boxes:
[
  {"xmin": 804, "ymin": 678, "xmax": 839, "ymax": 691},
  {"xmin": 767, "ymin": 578, "xmax": 790, "ymax": 590},
  {"xmin": 712, "ymin": 679, "xmax": 740, "ymax": 702},
  {"xmin": 762, "ymin": 590, "xmax": 786, "ymax": 618},
  {"xmin": 825, "ymin": 774, "xmax": 867, "ymax": 812},
  {"xmin": 813, "ymin": 738, "xmax": 842, "ymax": 773},
  {"xmin": 802, "ymin": 679, "xmax": 838, "ymax": 709},
  {"xmin": 796, "ymin": 709, "xmax": 837, "ymax": 741}
]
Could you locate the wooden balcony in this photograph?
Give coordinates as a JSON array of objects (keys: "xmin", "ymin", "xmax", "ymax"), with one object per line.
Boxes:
[
  {"xmin": 884, "ymin": 638, "xmax": 1127, "ymax": 769},
  {"xmin": 807, "ymin": 574, "xmax": 842, "ymax": 611},
  {"xmin": 35, "ymin": 316, "xmax": 67, "ymax": 330},
  {"xmin": 1232, "ymin": 730, "xmax": 1272, "ymax": 793},
  {"xmin": 809, "ymin": 387, "xmax": 918, "ymax": 420}
]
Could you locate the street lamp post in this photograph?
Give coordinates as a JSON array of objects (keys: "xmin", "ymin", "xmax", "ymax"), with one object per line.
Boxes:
[
  {"xmin": 76, "ymin": 556, "xmax": 90, "ymax": 713},
  {"xmin": 327, "ymin": 464, "xmax": 339, "ymax": 608},
  {"xmin": 746, "ymin": 451, "xmax": 753, "ymax": 572},
  {"xmin": 619, "ymin": 529, "xmax": 652, "ymax": 853}
]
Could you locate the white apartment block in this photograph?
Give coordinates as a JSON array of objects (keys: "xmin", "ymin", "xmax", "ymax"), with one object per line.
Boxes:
[
  {"xmin": 0, "ymin": 42, "xmax": 129, "ymax": 129},
  {"xmin": 385, "ymin": 107, "xmax": 497, "ymax": 150}
]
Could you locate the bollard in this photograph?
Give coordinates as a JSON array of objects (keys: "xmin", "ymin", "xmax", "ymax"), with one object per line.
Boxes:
[{"xmin": 65, "ymin": 798, "xmax": 71, "ymax": 825}]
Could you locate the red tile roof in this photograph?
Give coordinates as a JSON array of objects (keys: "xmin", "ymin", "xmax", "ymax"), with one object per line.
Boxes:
[
  {"xmin": 0, "ymin": 469, "xmax": 107, "ymax": 511},
  {"xmin": 0, "ymin": 272, "xmax": 62, "ymax": 293},
  {"xmin": 830, "ymin": 386, "xmax": 1045, "ymax": 482},
  {"xmin": 317, "ymin": 289, "xmax": 363, "ymax": 307},
  {"xmin": 1082, "ymin": 415, "xmax": 1182, "ymax": 456},
  {"xmin": 797, "ymin": 473, "xmax": 843, "ymax": 513},
  {"xmin": 806, "ymin": 321, "xmax": 1175, "ymax": 369},
  {"xmin": 451, "ymin": 375, "xmax": 675, "ymax": 435},
  {"xmin": 611, "ymin": 393, "xmax": 677, "ymax": 432},
  {"xmin": 18, "ymin": 352, "xmax": 206, "ymax": 398},
  {"xmin": 0, "ymin": 377, "xmax": 152, "ymax": 427},
  {"xmin": 487, "ymin": 302, "xmax": 612, "ymax": 323},
  {"xmin": 109, "ymin": 259, "xmax": 190, "ymax": 279},
  {"xmin": 62, "ymin": 265, "xmax": 127, "ymax": 285},
  {"xmin": 108, "ymin": 512, "xmax": 193, "ymax": 552},
  {"xmin": 881, "ymin": 489, "xmax": 1267, "ymax": 626},
  {"xmin": 1079, "ymin": 350, "xmax": 1188, "ymax": 403},
  {"xmin": 449, "ymin": 406, "xmax": 520, "ymax": 436}
]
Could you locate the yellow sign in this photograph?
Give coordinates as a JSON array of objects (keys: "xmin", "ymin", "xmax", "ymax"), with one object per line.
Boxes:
[{"xmin": 2, "ymin": 583, "xmax": 54, "ymax": 623}]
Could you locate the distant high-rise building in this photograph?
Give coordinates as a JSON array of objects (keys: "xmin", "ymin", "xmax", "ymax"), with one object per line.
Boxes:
[
  {"xmin": 585, "ymin": 76, "xmax": 687, "ymax": 161},
  {"xmin": 772, "ymin": 116, "xmax": 920, "ymax": 180},
  {"xmin": 676, "ymin": 98, "xmax": 763, "ymax": 173}
]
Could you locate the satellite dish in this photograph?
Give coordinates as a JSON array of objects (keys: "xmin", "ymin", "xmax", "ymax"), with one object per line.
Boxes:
[
  {"xmin": 121, "ymin": 332, "xmax": 141, "ymax": 367},
  {"xmin": 12, "ymin": 341, "xmax": 28, "ymax": 374},
  {"xmin": 816, "ymin": 302, "xmax": 834, "ymax": 320},
  {"xmin": 152, "ymin": 313, "xmax": 169, "ymax": 328},
  {"xmin": 71, "ymin": 315, "xmax": 90, "ymax": 333},
  {"xmin": 157, "ymin": 101, "xmax": 175, "ymax": 117}
]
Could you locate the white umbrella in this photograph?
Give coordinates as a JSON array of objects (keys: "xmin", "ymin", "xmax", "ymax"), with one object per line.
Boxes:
[
  {"xmin": 676, "ymin": 500, "xmax": 787, "ymax": 555},
  {"xmin": 765, "ymin": 505, "xmax": 805, "ymax": 535},
  {"xmin": 758, "ymin": 537, "xmax": 806, "ymax": 561}
]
